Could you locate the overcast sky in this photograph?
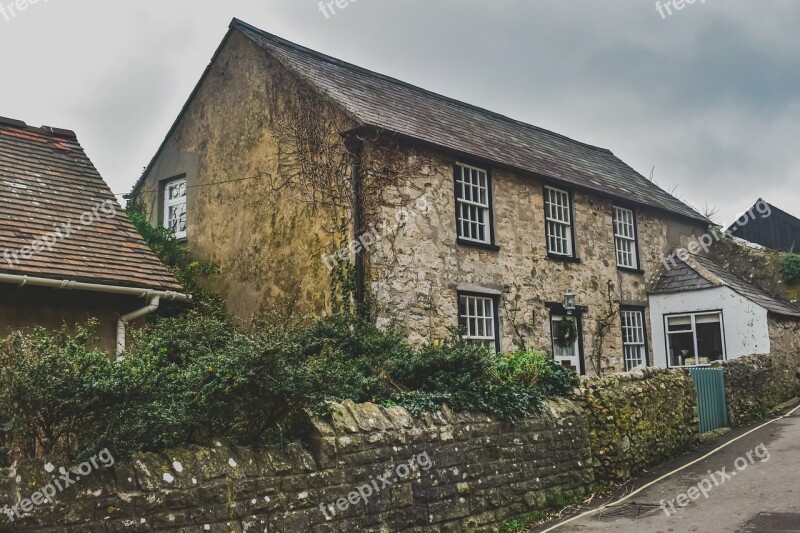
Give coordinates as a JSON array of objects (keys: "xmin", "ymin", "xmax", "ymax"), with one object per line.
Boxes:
[{"xmin": 1, "ymin": 0, "xmax": 798, "ymax": 226}]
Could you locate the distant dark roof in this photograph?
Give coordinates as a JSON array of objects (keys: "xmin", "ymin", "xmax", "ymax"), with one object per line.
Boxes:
[
  {"xmin": 139, "ymin": 19, "xmax": 709, "ymax": 226},
  {"xmin": 0, "ymin": 117, "xmax": 183, "ymax": 292},
  {"xmin": 727, "ymin": 199, "xmax": 800, "ymax": 252},
  {"xmin": 651, "ymin": 253, "xmax": 800, "ymax": 318}
]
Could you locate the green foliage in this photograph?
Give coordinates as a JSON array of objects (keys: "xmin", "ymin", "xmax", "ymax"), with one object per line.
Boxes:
[
  {"xmin": 554, "ymin": 316, "xmax": 578, "ymax": 348},
  {"xmin": 497, "ymin": 350, "xmax": 580, "ymax": 396},
  {"xmin": 503, "ymin": 511, "xmax": 549, "ymax": 532},
  {"xmin": 780, "ymin": 253, "xmax": 800, "ymax": 284},
  {"xmin": 0, "ymin": 323, "xmax": 114, "ymax": 460},
  {"xmin": 503, "ymin": 518, "xmax": 524, "ymax": 533},
  {"xmin": 0, "ymin": 314, "xmax": 577, "ymax": 463},
  {"xmin": 497, "ymin": 350, "xmax": 555, "ymax": 386},
  {"xmin": 125, "ymin": 206, "xmax": 220, "ymax": 299},
  {"xmin": 125, "ymin": 208, "xmax": 187, "ymax": 268}
]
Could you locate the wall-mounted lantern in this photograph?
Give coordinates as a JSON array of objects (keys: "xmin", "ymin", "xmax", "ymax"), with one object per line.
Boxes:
[{"xmin": 563, "ymin": 291, "xmax": 576, "ymax": 314}]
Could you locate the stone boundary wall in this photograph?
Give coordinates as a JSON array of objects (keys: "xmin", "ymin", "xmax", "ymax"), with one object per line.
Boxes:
[
  {"xmin": 0, "ymin": 400, "xmax": 593, "ymax": 533},
  {"xmin": 1, "ymin": 357, "xmax": 796, "ymax": 532},
  {"xmin": 717, "ymin": 350, "xmax": 800, "ymax": 426},
  {"xmin": 577, "ymin": 367, "xmax": 698, "ymax": 482}
]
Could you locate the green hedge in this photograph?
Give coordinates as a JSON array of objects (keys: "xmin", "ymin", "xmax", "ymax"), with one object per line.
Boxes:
[
  {"xmin": 780, "ymin": 253, "xmax": 800, "ymax": 284},
  {"xmin": 0, "ymin": 313, "xmax": 576, "ymax": 463}
]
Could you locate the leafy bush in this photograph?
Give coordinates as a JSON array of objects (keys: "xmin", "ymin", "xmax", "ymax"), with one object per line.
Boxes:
[
  {"xmin": 0, "ymin": 323, "xmax": 114, "ymax": 460},
  {"xmin": 125, "ymin": 206, "xmax": 221, "ymax": 311},
  {"xmin": 496, "ymin": 350, "xmax": 579, "ymax": 396},
  {"xmin": 0, "ymin": 314, "xmax": 577, "ymax": 462},
  {"xmin": 780, "ymin": 253, "xmax": 800, "ymax": 284}
]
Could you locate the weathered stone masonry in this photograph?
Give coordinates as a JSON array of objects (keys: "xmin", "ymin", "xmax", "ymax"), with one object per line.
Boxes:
[{"xmin": 0, "ymin": 368, "xmax": 705, "ymax": 533}]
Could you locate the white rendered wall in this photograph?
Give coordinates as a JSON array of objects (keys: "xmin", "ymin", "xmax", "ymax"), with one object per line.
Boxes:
[{"xmin": 649, "ymin": 286, "xmax": 770, "ymax": 368}]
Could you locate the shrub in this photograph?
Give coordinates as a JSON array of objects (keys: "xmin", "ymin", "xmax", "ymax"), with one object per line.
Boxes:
[
  {"xmin": 0, "ymin": 314, "xmax": 577, "ymax": 462},
  {"xmin": 384, "ymin": 338, "xmax": 547, "ymax": 419},
  {"xmin": 780, "ymin": 253, "xmax": 800, "ymax": 284},
  {"xmin": 0, "ymin": 323, "xmax": 114, "ymax": 459},
  {"xmin": 497, "ymin": 350, "xmax": 579, "ymax": 395}
]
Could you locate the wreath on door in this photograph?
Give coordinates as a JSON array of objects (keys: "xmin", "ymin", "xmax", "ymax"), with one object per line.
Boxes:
[{"xmin": 555, "ymin": 316, "xmax": 578, "ymax": 348}]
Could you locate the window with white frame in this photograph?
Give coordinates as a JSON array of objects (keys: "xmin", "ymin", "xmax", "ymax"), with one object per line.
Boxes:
[
  {"xmin": 545, "ymin": 186, "xmax": 573, "ymax": 256},
  {"xmin": 163, "ymin": 177, "xmax": 187, "ymax": 239},
  {"xmin": 458, "ymin": 293, "xmax": 498, "ymax": 351},
  {"xmin": 666, "ymin": 312, "xmax": 725, "ymax": 368},
  {"xmin": 621, "ymin": 309, "xmax": 647, "ymax": 371},
  {"xmin": 454, "ymin": 163, "xmax": 492, "ymax": 244},
  {"xmin": 613, "ymin": 206, "xmax": 638, "ymax": 269}
]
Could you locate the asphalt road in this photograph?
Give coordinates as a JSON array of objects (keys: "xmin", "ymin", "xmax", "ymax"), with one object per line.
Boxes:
[{"xmin": 540, "ymin": 406, "xmax": 800, "ymax": 533}]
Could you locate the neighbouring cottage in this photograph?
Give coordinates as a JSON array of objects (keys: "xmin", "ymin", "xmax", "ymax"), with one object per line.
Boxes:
[
  {"xmin": 0, "ymin": 116, "xmax": 188, "ymax": 353},
  {"xmin": 129, "ymin": 18, "xmax": 714, "ymax": 375},
  {"xmin": 649, "ymin": 253, "xmax": 800, "ymax": 368}
]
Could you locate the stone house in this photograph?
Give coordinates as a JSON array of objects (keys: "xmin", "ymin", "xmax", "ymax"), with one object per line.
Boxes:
[
  {"xmin": 130, "ymin": 19, "xmax": 714, "ymax": 375},
  {"xmin": 0, "ymin": 116, "xmax": 188, "ymax": 353}
]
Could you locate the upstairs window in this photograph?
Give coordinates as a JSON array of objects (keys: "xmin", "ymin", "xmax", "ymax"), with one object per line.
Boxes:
[
  {"xmin": 164, "ymin": 177, "xmax": 187, "ymax": 239},
  {"xmin": 621, "ymin": 309, "xmax": 647, "ymax": 371},
  {"xmin": 613, "ymin": 206, "xmax": 639, "ymax": 270},
  {"xmin": 458, "ymin": 293, "xmax": 499, "ymax": 352},
  {"xmin": 545, "ymin": 186, "xmax": 574, "ymax": 256},
  {"xmin": 454, "ymin": 163, "xmax": 493, "ymax": 245}
]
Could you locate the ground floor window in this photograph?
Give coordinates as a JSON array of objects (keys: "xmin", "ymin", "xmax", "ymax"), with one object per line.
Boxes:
[
  {"xmin": 666, "ymin": 312, "xmax": 725, "ymax": 367},
  {"xmin": 458, "ymin": 293, "xmax": 499, "ymax": 352},
  {"xmin": 621, "ymin": 308, "xmax": 647, "ymax": 371}
]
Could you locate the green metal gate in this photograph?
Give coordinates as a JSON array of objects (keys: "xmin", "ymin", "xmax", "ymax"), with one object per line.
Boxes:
[{"xmin": 690, "ymin": 368, "xmax": 729, "ymax": 433}]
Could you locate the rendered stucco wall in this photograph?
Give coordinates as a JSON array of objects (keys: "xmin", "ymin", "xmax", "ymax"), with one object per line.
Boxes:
[
  {"xmin": 134, "ymin": 31, "xmax": 355, "ymax": 323},
  {"xmin": 0, "ymin": 284, "xmax": 145, "ymax": 353},
  {"xmin": 648, "ymin": 286, "xmax": 771, "ymax": 368}
]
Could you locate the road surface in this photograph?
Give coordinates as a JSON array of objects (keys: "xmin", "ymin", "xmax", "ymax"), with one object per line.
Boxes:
[{"xmin": 541, "ymin": 406, "xmax": 800, "ymax": 533}]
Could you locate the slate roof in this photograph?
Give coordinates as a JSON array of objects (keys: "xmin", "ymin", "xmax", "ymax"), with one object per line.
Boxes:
[
  {"xmin": 651, "ymin": 253, "xmax": 800, "ymax": 318},
  {"xmin": 651, "ymin": 259, "xmax": 714, "ymax": 293},
  {"xmin": 228, "ymin": 19, "xmax": 708, "ymax": 225},
  {"xmin": 727, "ymin": 198, "xmax": 800, "ymax": 252},
  {"xmin": 0, "ymin": 117, "xmax": 183, "ymax": 292}
]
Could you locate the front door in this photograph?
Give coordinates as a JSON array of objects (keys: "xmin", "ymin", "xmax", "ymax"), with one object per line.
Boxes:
[{"xmin": 551, "ymin": 315, "xmax": 583, "ymax": 374}]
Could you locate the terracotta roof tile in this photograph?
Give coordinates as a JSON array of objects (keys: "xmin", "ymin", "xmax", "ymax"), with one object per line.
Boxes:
[{"xmin": 0, "ymin": 117, "xmax": 183, "ymax": 292}]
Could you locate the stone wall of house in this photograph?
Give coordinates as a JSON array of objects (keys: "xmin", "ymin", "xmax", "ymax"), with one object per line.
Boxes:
[
  {"xmin": 717, "ymin": 346, "xmax": 800, "ymax": 427},
  {"xmin": 0, "ymin": 369, "xmax": 706, "ymax": 533},
  {"xmin": 366, "ymin": 147, "xmax": 706, "ymax": 374}
]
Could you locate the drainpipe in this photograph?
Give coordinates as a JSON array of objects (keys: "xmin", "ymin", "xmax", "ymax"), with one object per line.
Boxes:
[
  {"xmin": 344, "ymin": 133, "xmax": 366, "ymax": 317},
  {"xmin": 116, "ymin": 296, "xmax": 160, "ymax": 354},
  {"xmin": 0, "ymin": 273, "xmax": 190, "ymax": 354}
]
